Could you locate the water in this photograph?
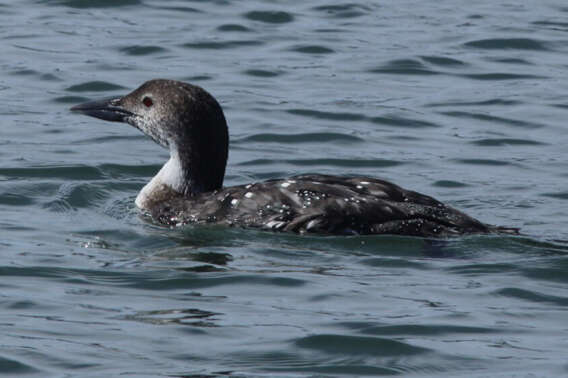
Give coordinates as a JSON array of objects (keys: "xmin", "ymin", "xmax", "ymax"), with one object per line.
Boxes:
[{"xmin": 1, "ymin": 0, "xmax": 568, "ymax": 376}]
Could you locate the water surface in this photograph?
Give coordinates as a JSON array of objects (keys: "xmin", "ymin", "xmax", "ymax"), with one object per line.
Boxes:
[{"xmin": 1, "ymin": 0, "xmax": 568, "ymax": 376}]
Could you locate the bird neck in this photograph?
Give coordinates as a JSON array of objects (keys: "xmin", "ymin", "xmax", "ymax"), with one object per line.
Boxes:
[
  {"xmin": 135, "ymin": 135, "xmax": 228, "ymax": 210},
  {"xmin": 174, "ymin": 105, "xmax": 229, "ymax": 195},
  {"xmin": 175, "ymin": 140, "xmax": 226, "ymax": 195},
  {"xmin": 135, "ymin": 149, "xmax": 184, "ymax": 209}
]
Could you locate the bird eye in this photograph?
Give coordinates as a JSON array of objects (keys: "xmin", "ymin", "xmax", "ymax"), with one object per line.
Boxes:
[{"xmin": 142, "ymin": 96, "xmax": 153, "ymax": 107}]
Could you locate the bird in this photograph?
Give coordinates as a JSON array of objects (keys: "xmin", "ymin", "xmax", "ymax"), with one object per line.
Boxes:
[{"xmin": 71, "ymin": 79, "xmax": 518, "ymax": 237}]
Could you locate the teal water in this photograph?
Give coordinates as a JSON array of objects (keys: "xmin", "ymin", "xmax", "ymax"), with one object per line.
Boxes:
[{"xmin": 1, "ymin": 0, "xmax": 568, "ymax": 376}]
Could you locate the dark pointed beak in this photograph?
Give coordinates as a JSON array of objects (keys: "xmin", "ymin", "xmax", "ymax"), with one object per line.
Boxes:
[{"xmin": 70, "ymin": 96, "xmax": 133, "ymax": 123}]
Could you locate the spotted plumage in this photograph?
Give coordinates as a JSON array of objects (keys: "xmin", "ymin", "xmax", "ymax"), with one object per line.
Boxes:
[
  {"xmin": 71, "ymin": 79, "xmax": 518, "ymax": 237},
  {"xmin": 142, "ymin": 174, "xmax": 514, "ymax": 236}
]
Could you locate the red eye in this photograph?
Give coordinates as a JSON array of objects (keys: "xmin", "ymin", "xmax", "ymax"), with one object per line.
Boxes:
[{"xmin": 143, "ymin": 97, "xmax": 153, "ymax": 107}]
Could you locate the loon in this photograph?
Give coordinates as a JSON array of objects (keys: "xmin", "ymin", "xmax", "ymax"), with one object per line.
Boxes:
[{"xmin": 71, "ymin": 79, "xmax": 518, "ymax": 237}]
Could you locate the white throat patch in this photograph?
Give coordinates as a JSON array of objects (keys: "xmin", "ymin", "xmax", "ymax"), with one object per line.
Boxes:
[{"xmin": 135, "ymin": 148, "xmax": 185, "ymax": 209}]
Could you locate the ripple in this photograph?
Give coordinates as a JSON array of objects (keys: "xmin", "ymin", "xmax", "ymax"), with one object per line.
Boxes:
[
  {"xmin": 43, "ymin": 197, "xmax": 74, "ymax": 213},
  {"xmin": 370, "ymin": 115, "xmax": 440, "ymax": 128},
  {"xmin": 432, "ymin": 180, "xmax": 469, "ymax": 188},
  {"xmin": 454, "ymin": 158, "xmax": 511, "ymax": 166},
  {"xmin": 244, "ymin": 10, "xmax": 294, "ymax": 24},
  {"xmin": 5, "ymin": 34, "xmax": 43, "ymax": 41},
  {"xmin": 463, "ymin": 38, "xmax": 550, "ymax": 51},
  {"xmin": 183, "ymin": 74, "xmax": 213, "ymax": 82},
  {"xmin": 290, "ymin": 45, "xmax": 334, "ymax": 54},
  {"xmin": 426, "ymin": 98, "xmax": 521, "ymax": 107},
  {"xmin": 440, "ymin": 111, "xmax": 544, "ymax": 128},
  {"xmin": 311, "ymin": 4, "xmax": 371, "ymax": 18},
  {"xmin": 128, "ymin": 274, "xmax": 306, "ymax": 290},
  {"xmin": 238, "ymin": 158, "xmax": 403, "ymax": 168},
  {"xmin": 177, "ymin": 265, "xmax": 227, "ymax": 273},
  {"xmin": 420, "ymin": 55, "xmax": 466, "ymax": 66},
  {"xmin": 43, "ymin": 183, "xmax": 109, "ymax": 212},
  {"xmin": 243, "ymin": 69, "xmax": 281, "ymax": 77},
  {"xmin": 460, "ymin": 73, "xmax": 544, "ymax": 80},
  {"xmin": 52, "ymin": 95, "xmax": 90, "ymax": 104},
  {"xmin": 44, "ymin": 0, "xmax": 142, "ymax": 8},
  {"xmin": 370, "ymin": 59, "xmax": 439, "ymax": 75},
  {"xmin": 359, "ymin": 257, "xmax": 430, "ymax": 269},
  {"xmin": 191, "ymin": 252, "xmax": 232, "ymax": 266},
  {"xmin": 0, "ymin": 3, "xmax": 13, "ymax": 15},
  {"xmin": 0, "ymin": 183, "xmax": 58, "ymax": 207},
  {"xmin": 541, "ymin": 191, "xmax": 568, "ymax": 200},
  {"xmin": 314, "ymin": 28, "xmax": 347, "ymax": 33},
  {"xmin": 11, "ymin": 69, "xmax": 61, "ymax": 82},
  {"xmin": 11, "ymin": 69, "xmax": 38, "ymax": 76},
  {"xmin": 96, "ymin": 163, "xmax": 161, "ymax": 178},
  {"xmin": 41, "ymin": 73, "xmax": 61, "ymax": 81},
  {"xmin": 181, "ymin": 40, "xmax": 262, "ymax": 49},
  {"xmin": 339, "ymin": 321, "xmax": 502, "ymax": 336},
  {"xmin": 495, "ymin": 288, "xmax": 568, "ymax": 306},
  {"xmin": 123, "ymin": 308, "xmax": 221, "ymax": 327},
  {"xmin": 152, "ymin": 249, "xmax": 233, "ymax": 266},
  {"xmin": 471, "ymin": 138, "xmax": 545, "ymax": 147},
  {"xmin": 223, "ymin": 348, "xmax": 406, "ymax": 375},
  {"xmin": 118, "ymin": 45, "xmax": 167, "ymax": 56},
  {"xmin": 521, "ymin": 258, "xmax": 568, "ymax": 283},
  {"xmin": 489, "ymin": 57, "xmax": 533, "ymax": 65},
  {"xmin": 152, "ymin": 5, "xmax": 201, "ymax": 13},
  {"xmin": 217, "ymin": 24, "xmax": 251, "ymax": 32},
  {"xmin": 287, "ymin": 108, "xmax": 365, "ymax": 121},
  {"xmin": 295, "ymin": 334, "xmax": 430, "ymax": 356},
  {"xmin": 6, "ymin": 300, "xmax": 40, "ymax": 310},
  {"xmin": 0, "ymin": 355, "xmax": 38, "ymax": 374},
  {"xmin": 66, "ymin": 81, "xmax": 125, "ymax": 92},
  {"xmin": 268, "ymin": 363, "xmax": 399, "ymax": 375},
  {"xmin": 0, "ymin": 192, "xmax": 34, "ymax": 206},
  {"xmin": 0, "ymin": 165, "xmax": 104, "ymax": 180},
  {"xmin": 447, "ymin": 262, "xmax": 518, "ymax": 275},
  {"xmin": 533, "ymin": 20, "xmax": 568, "ymax": 32},
  {"xmin": 240, "ymin": 132, "xmax": 363, "ymax": 144}
]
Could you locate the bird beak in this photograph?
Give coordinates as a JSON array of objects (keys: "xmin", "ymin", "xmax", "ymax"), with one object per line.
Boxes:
[{"xmin": 70, "ymin": 96, "xmax": 133, "ymax": 123}]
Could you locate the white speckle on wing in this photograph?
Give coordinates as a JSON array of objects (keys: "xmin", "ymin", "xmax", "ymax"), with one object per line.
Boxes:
[
  {"xmin": 265, "ymin": 220, "xmax": 285, "ymax": 229},
  {"xmin": 245, "ymin": 184, "xmax": 252, "ymax": 189},
  {"xmin": 244, "ymin": 192, "xmax": 254, "ymax": 198},
  {"xmin": 356, "ymin": 185, "xmax": 363, "ymax": 189},
  {"xmin": 306, "ymin": 219, "xmax": 319, "ymax": 230},
  {"xmin": 360, "ymin": 181, "xmax": 370, "ymax": 185},
  {"xmin": 231, "ymin": 199, "xmax": 239, "ymax": 206},
  {"xmin": 281, "ymin": 182, "xmax": 291, "ymax": 188}
]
